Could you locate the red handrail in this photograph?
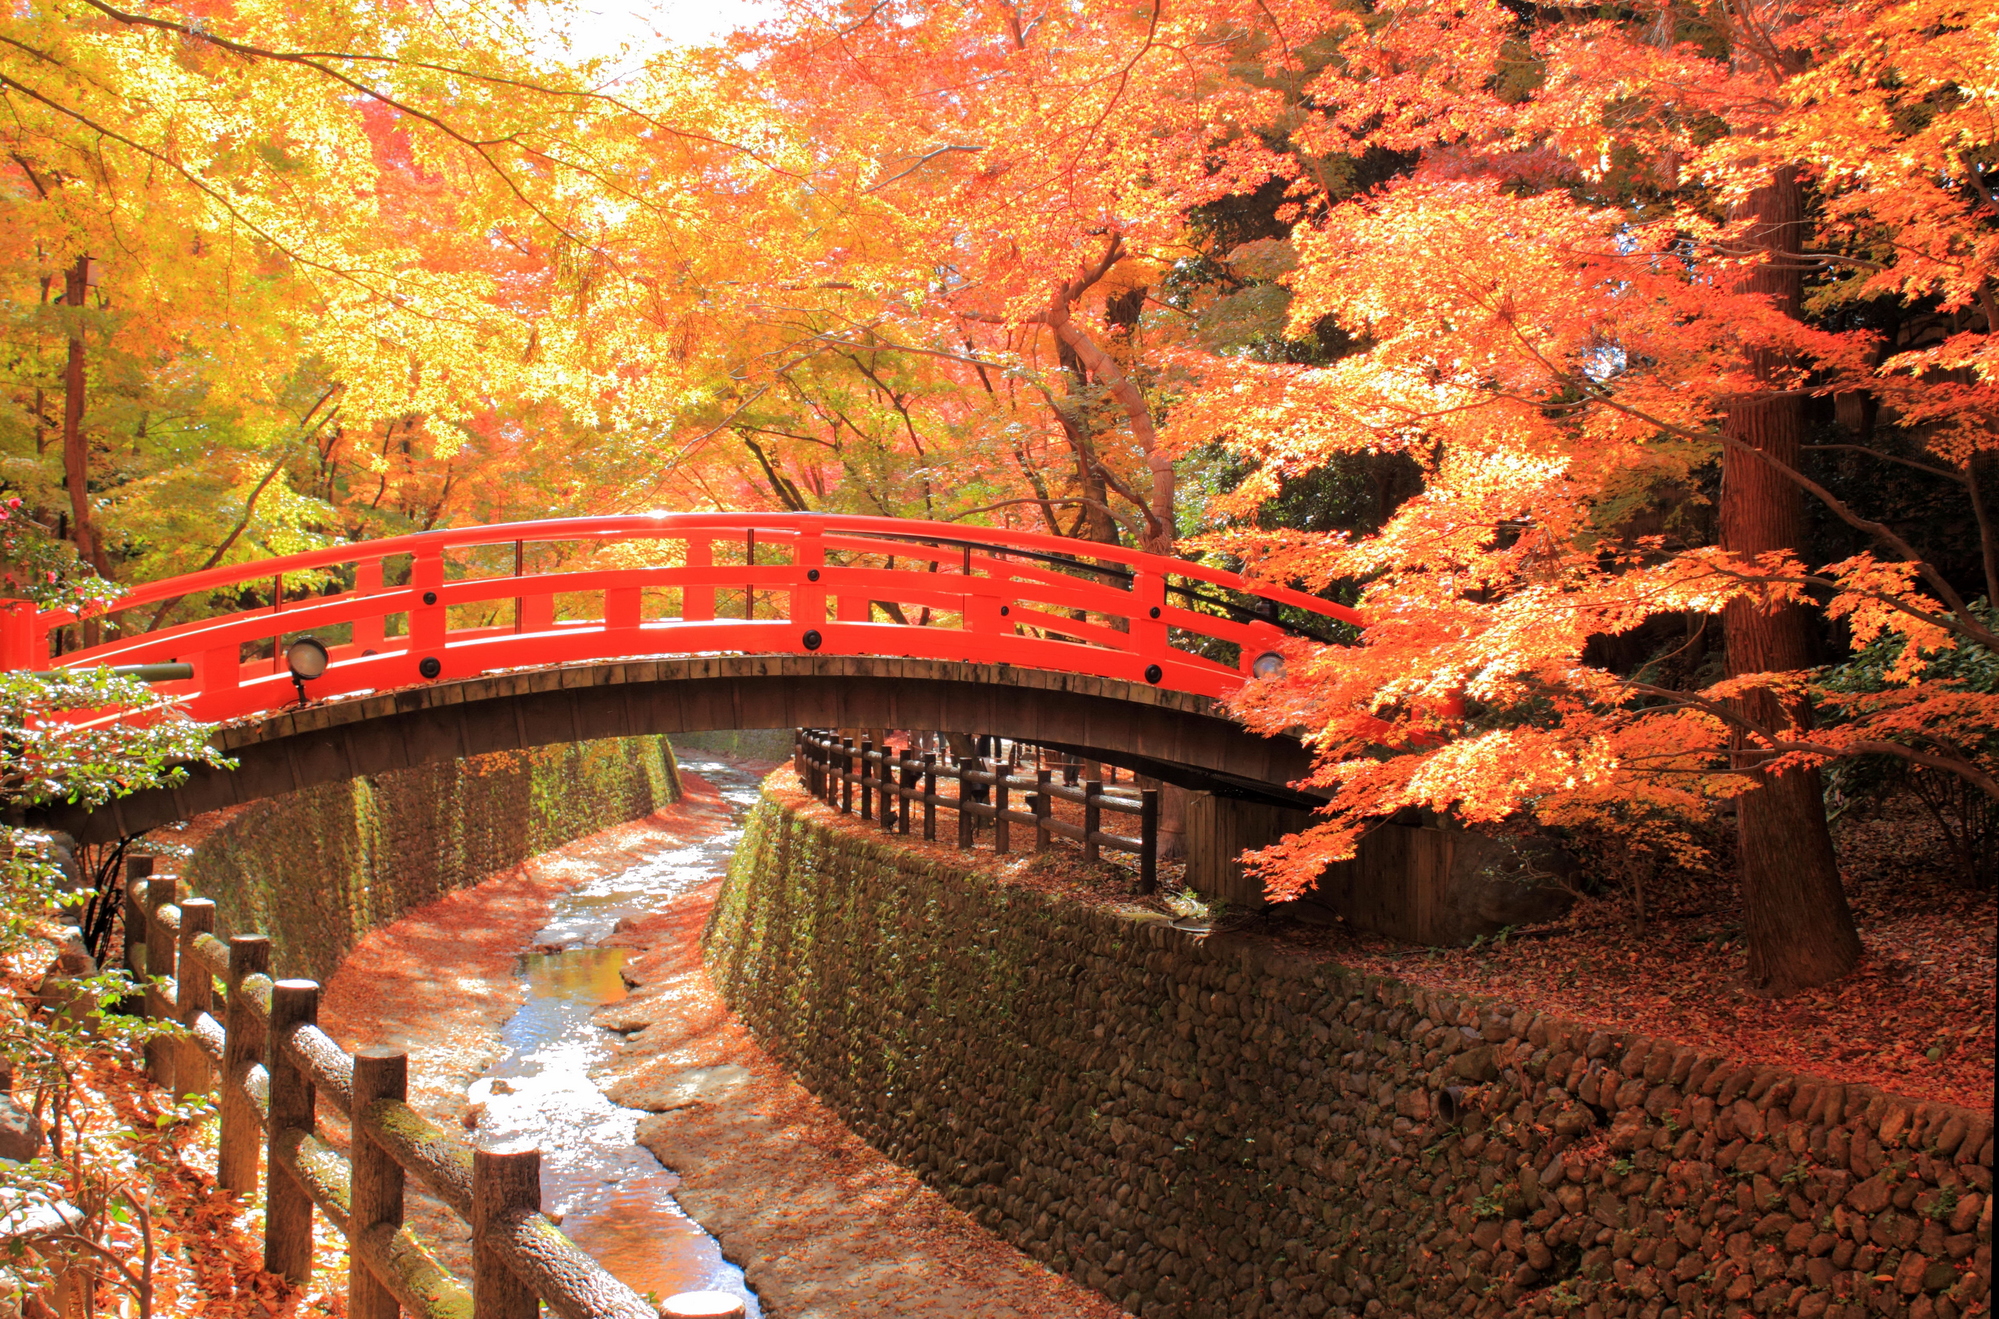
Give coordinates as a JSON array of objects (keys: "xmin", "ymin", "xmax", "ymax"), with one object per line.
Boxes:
[{"xmin": 2, "ymin": 513, "xmax": 1358, "ymax": 722}]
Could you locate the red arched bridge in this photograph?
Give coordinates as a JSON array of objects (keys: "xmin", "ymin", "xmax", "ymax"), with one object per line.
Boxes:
[
  {"xmin": 6, "ymin": 512, "xmax": 1355, "ymax": 714},
  {"xmin": 6, "ymin": 514, "xmax": 1363, "ymax": 843}
]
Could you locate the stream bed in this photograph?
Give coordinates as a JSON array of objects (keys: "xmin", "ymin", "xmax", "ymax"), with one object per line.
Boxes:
[{"xmin": 465, "ymin": 754, "xmax": 767, "ymax": 1314}]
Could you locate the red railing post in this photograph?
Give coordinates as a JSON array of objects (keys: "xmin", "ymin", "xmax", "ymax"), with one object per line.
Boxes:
[
  {"xmin": 794, "ymin": 523, "xmax": 826, "ymax": 625},
  {"xmin": 683, "ymin": 536, "xmax": 715, "ymax": 621},
  {"xmin": 0, "ymin": 600, "xmax": 34, "ymax": 669},
  {"xmin": 410, "ymin": 550, "xmax": 446, "ymax": 665},
  {"xmin": 1131, "ymin": 568, "xmax": 1168, "ymax": 662}
]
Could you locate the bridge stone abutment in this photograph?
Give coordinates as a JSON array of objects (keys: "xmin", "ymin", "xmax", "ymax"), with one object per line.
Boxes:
[{"xmin": 48, "ymin": 656, "xmax": 1322, "ymax": 845}]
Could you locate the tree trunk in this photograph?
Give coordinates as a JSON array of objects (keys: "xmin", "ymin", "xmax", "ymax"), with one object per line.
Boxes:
[
  {"xmin": 1720, "ymin": 167, "xmax": 1861, "ymax": 993},
  {"xmin": 62, "ymin": 260, "xmax": 98, "ymax": 570}
]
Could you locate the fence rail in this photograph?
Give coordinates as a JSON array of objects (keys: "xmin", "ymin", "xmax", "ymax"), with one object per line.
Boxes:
[
  {"xmin": 794, "ymin": 731, "xmax": 1159, "ymax": 892},
  {"xmin": 116, "ymin": 856, "xmax": 663, "ymax": 1319}
]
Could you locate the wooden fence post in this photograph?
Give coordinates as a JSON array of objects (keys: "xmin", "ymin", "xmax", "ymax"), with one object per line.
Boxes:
[
  {"xmin": 898, "ymin": 752, "xmax": 916, "ymax": 836},
  {"xmin": 921, "ymin": 754, "xmax": 937, "ymax": 841},
  {"xmin": 472, "ymin": 1143, "xmax": 542, "ymax": 1319},
  {"xmin": 840, "ymin": 739, "xmax": 854, "ymax": 814},
  {"xmin": 1033, "ymin": 769, "xmax": 1052, "ymax": 852},
  {"xmin": 350, "ymin": 1049, "xmax": 408, "ymax": 1319},
  {"xmin": 992, "ymin": 762, "xmax": 1010, "ymax": 854},
  {"xmin": 219, "ymin": 935, "xmax": 270, "ymax": 1195},
  {"xmin": 1083, "ymin": 780, "xmax": 1103, "ymax": 865},
  {"xmin": 121, "ymin": 855, "xmax": 153, "ymax": 980},
  {"xmin": 142, "ymin": 876, "xmax": 178, "ymax": 1089},
  {"xmin": 174, "ymin": 897, "xmax": 216, "ymax": 1096},
  {"xmin": 859, "ymin": 739, "xmax": 873, "ymax": 821},
  {"xmin": 956, "ymin": 758, "xmax": 975, "ymax": 849},
  {"xmin": 878, "ymin": 746, "xmax": 897, "ymax": 834},
  {"xmin": 119, "ymin": 855, "xmax": 152, "ymax": 1016},
  {"xmin": 1139, "ymin": 789, "xmax": 1159, "ymax": 894},
  {"xmin": 266, "ymin": 979, "xmax": 319, "ymax": 1283}
]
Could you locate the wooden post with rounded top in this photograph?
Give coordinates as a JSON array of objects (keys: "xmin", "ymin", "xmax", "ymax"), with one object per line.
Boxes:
[
  {"xmin": 1082, "ymin": 780, "xmax": 1103, "ymax": 864},
  {"xmin": 956, "ymin": 758, "xmax": 975, "ymax": 848},
  {"xmin": 858, "ymin": 738, "xmax": 873, "ymax": 820},
  {"xmin": 1033, "ymin": 768, "xmax": 1053, "ymax": 851},
  {"xmin": 472, "ymin": 1143, "xmax": 541, "ymax": 1319},
  {"xmin": 142, "ymin": 875, "xmax": 177, "ymax": 1090},
  {"xmin": 992, "ymin": 762, "xmax": 1010, "ymax": 854},
  {"xmin": 174, "ymin": 897, "xmax": 216, "ymax": 1096},
  {"xmin": 921, "ymin": 753, "xmax": 938, "ymax": 841},
  {"xmin": 349, "ymin": 1049, "xmax": 408, "ymax": 1319},
  {"xmin": 1139, "ymin": 789, "xmax": 1159, "ymax": 894},
  {"xmin": 898, "ymin": 752, "xmax": 917, "ymax": 836},
  {"xmin": 265, "ymin": 979, "xmax": 319, "ymax": 1283},
  {"xmin": 218, "ymin": 935, "xmax": 270, "ymax": 1195},
  {"xmin": 121, "ymin": 855, "xmax": 153, "ymax": 982}
]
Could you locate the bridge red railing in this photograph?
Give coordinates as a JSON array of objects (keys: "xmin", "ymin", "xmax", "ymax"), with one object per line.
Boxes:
[{"xmin": 0, "ymin": 513, "xmax": 1359, "ymax": 722}]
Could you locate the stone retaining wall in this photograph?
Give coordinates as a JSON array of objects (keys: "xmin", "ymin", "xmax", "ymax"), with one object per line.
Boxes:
[
  {"xmin": 705, "ymin": 776, "xmax": 1994, "ymax": 1319},
  {"xmin": 178, "ymin": 735, "xmax": 679, "ymax": 981}
]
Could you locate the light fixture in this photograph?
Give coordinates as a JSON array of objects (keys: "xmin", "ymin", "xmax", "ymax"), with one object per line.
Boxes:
[
  {"xmin": 285, "ymin": 635, "xmax": 330, "ymax": 705},
  {"xmin": 1251, "ymin": 650, "xmax": 1286, "ymax": 679}
]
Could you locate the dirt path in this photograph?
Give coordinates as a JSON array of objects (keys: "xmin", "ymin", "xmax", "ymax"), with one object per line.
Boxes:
[{"xmin": 321, "ymin": 760, "xmax": 1124, "ymax": 1319}]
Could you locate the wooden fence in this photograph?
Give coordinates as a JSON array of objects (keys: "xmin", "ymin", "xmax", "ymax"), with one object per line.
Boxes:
[
  {"xmin": 793, "ymin": 731, "xmax": 1159, "ymax": 892},
  {"xmin": 116, "ymin": 855, "xmax": 667, "ymax": 1319}
]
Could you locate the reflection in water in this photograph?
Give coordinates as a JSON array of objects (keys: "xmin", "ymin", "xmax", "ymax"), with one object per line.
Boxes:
[{"xmin": 472, "ymin": 755, "xmax": 767, "ymax": 1315}]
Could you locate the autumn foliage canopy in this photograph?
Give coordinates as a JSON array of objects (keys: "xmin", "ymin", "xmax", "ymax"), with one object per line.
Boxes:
[{"xmin": 3, "ymin": 0, "xmax": 1995, "ymax": 989}]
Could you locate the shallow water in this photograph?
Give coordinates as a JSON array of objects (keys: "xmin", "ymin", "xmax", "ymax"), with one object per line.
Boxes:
[{"xmin": 470, "ymin": 754, "xmax": 768, "ymax": 1314}]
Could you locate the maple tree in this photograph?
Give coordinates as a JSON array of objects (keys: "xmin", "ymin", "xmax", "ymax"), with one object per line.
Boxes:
[
  {"xmin": 3, "ymin": 0, "xmax": 1994, "ymax": 998},
  {"xmin": 1172, "ymin": 0, "xmax": 1997, "ymax": 991}
]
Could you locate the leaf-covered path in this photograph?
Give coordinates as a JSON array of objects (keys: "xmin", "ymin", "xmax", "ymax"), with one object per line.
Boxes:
[{"xmin": 321, "ymin": 759, "xmax": 1124, "ymax": 1318}]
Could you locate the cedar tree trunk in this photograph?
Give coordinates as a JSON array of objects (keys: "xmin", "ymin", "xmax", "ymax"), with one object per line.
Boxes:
[{"xmin": 1720, "ymin": 167, "xmax": 1862, "ymax": 993}]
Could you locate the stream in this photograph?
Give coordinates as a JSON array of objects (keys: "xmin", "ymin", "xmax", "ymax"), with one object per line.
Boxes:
[{"xmin": 464, "ymin": 754, "xmax": 767, "ymax": 1314}]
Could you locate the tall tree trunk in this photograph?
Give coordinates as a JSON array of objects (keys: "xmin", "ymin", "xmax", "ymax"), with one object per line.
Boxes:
[
  {"xmin": 1720, "ymin": 167, "xmax": 1861, "ymax": 993},
  {"xmin": 62, "ymin": 257, "xmax": 110, "ymax": 646}
]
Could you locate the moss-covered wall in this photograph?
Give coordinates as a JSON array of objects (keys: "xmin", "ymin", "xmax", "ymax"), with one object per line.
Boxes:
[
  {"xmin": 184, "ymin": 735, "xmax": 679, "ymax": 981},
  {"xmin": 707, "ymin": 781, "xmax": 1994, "ymax": 1319}
]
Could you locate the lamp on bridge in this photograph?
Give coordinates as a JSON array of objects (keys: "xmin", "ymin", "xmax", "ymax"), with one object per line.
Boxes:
[{"xmin": 284, "ymin": 636, "xmax": 330, "ymax": 706}]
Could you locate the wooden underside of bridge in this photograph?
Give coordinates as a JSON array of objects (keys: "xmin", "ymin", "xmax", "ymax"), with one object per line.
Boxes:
[{"xmin": 44, "ymin": 656, "xmax": 1321, "ymax": 844}]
